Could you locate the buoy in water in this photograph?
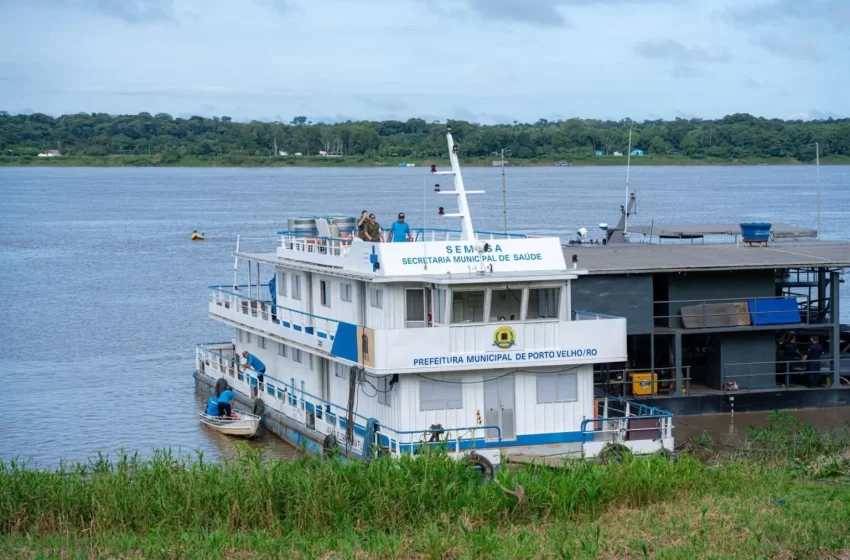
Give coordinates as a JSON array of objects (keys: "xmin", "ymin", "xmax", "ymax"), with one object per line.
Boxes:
[{"xmin": 191, "ymin": 230, "xmax": 205, "ymax": 241}]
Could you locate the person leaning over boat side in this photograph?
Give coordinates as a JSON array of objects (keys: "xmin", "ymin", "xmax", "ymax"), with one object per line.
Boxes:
[
  {"xmin": 240, "ymin": 351, "xmax": 266, "ymax": 383},
  {"xmin": 364, "ymin": 213, "xmax": 383, "ymax": 242},
  {"xmin": 357, "ymin": 210, "xmax": 369, "ymax": 240},
  {"xmin": 217, "ymin": 387, "xmax": 236, "ymax": 417},
  {"xmin": 388, "ymin": 212, "xmax": 411, "ymax": 242}
]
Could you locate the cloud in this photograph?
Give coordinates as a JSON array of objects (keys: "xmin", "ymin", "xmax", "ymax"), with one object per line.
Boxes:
[
  {"xmin": 635, "ymin": 39, "xmax": 729, "ymax": 78},
  {"xmin": 751, "ymin": 33, "xmax": 827, "ymax": 61},
  {"xmin": 37, "ymin": 0, "xmax": 176, "ymax": 24},
  {"xmin": 255, "ymin": 0, "xmax": 295, "ymax": 15},
  {"xmin": 723, "ymin": 0, "xmax": 850, "ymax": 32},
  {"xmin": 635, "ymin": 39, "xmax": 730, "ymax": 64},
  {"xmin": 55, "ymin": 86, "xmax": 317, "ymax": 98},
  {"xmin": 356, "ymin": 97, "xmax": 410, "ymax": 112}
]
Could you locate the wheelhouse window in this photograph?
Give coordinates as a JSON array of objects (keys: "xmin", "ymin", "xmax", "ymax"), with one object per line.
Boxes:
[
  {"xmin": 278, "ymin": 272, "xmax": 287, "ymax": 297},
  {"xmin": 320, "ymin": 280, "xmax": 330, "ymax": 307},
  {"xmin": 419, "ymin": 380, "xmax": 463, "ymax": 411},
  {"xmin": 451, "ymin": 290, "xmax": 485, "ymax": 324},
  {"xmin": 405, "ymin": 288, "xmax": 426, "ymax": 328},
  {"xmin": 340, "ymin": 283, "xmax": 352, "ymax": 302},
  {"xmin": 433, "ymin": 288, "xmax": 447, "ymax": 324},
  {"xmin": 291, "ymin": 274, "xmax": 302, "ymax": 300},
  {"xmin": 369, "ymin": 287, "xmax": 383, "ymax": 309},
  {"xmin": 536, "ymin": 372, "xmax": 577, "ymax": 403},
  {"xmin": 528, "ymin": 287, "xmax": 561, "ymax": 320},
  {"xmin": 490, "ymin": 288, "xmax": 522, "ymax": 322}
]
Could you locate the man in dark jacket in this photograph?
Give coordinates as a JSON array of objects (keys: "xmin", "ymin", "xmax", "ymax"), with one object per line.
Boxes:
[{"xmin": 804, "ymin": 335, "xmax": 824, "ymax": 388}]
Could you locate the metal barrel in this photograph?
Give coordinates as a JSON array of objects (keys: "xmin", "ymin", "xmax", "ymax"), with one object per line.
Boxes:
[
  {"xmin": 326, "ymin": 215, "xmax": 357, "ymax": 236},
  {"xmin": 288, "ymin": 217, "xmax": 318, "ymax": 238}
]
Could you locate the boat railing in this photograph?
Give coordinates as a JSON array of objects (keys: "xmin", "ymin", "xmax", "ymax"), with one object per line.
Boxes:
[
  {"xmin": 593, "ymin": 366, "xmax": 692, "ymax": 398},
  {"xmin": 653, "ymin": 294, "xmax": 825, "ymax": 330},
  {"xmin": 410, "ymin": 227, "xmax": 531, "ymax": 242},
  {"xmin": 723, "ymin": 359, "xmax": 845, "ymax": 391},
  {"xmin": 277, "ymin": 230, "xmax": 356, "ymax": 257},
  {"xmin": 581, "ymin": 393, "xmax": 674, "ymax": 447},
  {"xmin": 209, "ymin": 286, "xmax": 341, "ymax": 342},
  {"xmin": 196, "ymin": 345, "xmax": 503, "ymax": 457},
  {"xmin": 572, "ymin": 309, "xmax": 624, "ymax": 321}
]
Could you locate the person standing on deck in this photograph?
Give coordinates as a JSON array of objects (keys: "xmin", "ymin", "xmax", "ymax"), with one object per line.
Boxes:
[
  {"xmin": 388, "ymin": 212, "xmax": 412, "ymax": 242},
  {"xmin": 268, "ymin": 275, "xmax": 277, "ymax": 323},
  {"xmin": 240, "ymin": 351, "xmax": 266, "ymax": 383},
  {"xmin": 357, "ymin": 211, "xmax": 369, "ymax": 240},
  {"xmin": 217, "ymin": 387, "xmax": 236, "ymax": 417},
  {"xmin": 364, "ymin": 214, "xmax": 383, "ymax": 242},
  {"xmin": 780, "ymin": 334, "xmax": 802, "ymax": 385},
  {"xmin": 803, "ymin": 336, "xmax": 824, "ymax": 388},
  {"xmin": 328, "ymin": 218, "xmax": 340, "ymax": 239}
]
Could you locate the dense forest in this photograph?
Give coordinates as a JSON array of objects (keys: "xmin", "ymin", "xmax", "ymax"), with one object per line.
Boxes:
[{"xmin": 1, "ymin": 111, "xmax": 848, "ymax": 164}]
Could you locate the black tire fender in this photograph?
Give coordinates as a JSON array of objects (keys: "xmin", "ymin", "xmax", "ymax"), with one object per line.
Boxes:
[
  {"xmin": 323, "ymin": 434, "xmax": 338, "ymax": 457},
  {"xmin": 214, "ymin": 377, "xmax": 228, "ymax": 397},
  {"xmin": 466, "ymin": 452, "xmax": 494, "ymax": 481},
  {"xmin": 595, "ymin": 443, "xmax": 631, "ymax": 464},
  {"xmin": 252, "ymin": 398, "xmax": 265, "ymax": 416}
]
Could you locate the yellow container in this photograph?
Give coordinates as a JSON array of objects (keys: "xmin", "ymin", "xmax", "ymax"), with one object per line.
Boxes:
[{"xmin": 630, "ymin": 372, "xmax": 657, "ymax": 396}]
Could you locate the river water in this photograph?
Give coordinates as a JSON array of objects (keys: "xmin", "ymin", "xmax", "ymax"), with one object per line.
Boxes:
[{"xmin": 1, "ymin": 165, "xmax": 849, "ymax": 467}]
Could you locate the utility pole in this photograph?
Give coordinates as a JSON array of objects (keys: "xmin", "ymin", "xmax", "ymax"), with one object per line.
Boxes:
[
  {"xmin": 816, "ymin": 142, "xmax": 821, "ymax": 239},
  {"xmin": 501, "ymin": 148, "xmax": 508, "ymax": 234}
]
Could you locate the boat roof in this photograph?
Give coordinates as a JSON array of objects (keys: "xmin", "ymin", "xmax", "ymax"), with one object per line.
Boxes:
[
  {"xmin": 627, "ymin": 222, "xmax": 817, "ymax": 239},
  {"xmin": 566, "ymin": 240, "xmax": 850, "ymax": 275},
  {"xmin": 236, "ymin": 251, "xmax": 578, "ymax": 283}
]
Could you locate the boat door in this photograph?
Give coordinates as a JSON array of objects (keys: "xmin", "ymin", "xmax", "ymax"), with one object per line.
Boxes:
[{"xmin": 484, "ymin": 376, "xmax": 516, "ymax": 441}]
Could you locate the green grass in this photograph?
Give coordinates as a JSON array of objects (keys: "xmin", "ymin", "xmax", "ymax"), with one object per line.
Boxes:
[{"xmin": 2, "ymin": 413, "xmax": 849, "ymax": 558}]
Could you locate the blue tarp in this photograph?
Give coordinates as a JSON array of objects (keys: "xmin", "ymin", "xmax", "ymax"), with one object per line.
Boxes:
[{"xmin": 748, "ymin": 298, "xmax": 801, "ymax": 325}]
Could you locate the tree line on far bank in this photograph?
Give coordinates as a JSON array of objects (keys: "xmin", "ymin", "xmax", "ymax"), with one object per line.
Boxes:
[{"xmin": 1, "ymin": 110, "xmax": 848, "ymax": 163}]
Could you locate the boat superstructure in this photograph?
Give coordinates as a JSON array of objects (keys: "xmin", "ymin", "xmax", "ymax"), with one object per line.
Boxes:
[{"xmin": 194, "ymin": 128, "xmax": 674, "ymax": 465}]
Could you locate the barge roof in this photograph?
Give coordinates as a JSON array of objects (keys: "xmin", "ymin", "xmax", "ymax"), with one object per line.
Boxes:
[
  {"xmin": 627, "ymin": 222, "xmax": 816, "ymax": 239},
  {"xmin": 566, "ymin": 240, "xmax": 850, "ymax": 275}
]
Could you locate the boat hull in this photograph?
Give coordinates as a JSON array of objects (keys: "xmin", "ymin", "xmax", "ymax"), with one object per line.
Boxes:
[{"xmin": 198, "ymin": 411, "xmax": 260, "ymax": 437}]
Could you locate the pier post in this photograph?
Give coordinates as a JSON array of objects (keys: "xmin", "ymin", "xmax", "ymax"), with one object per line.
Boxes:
[
  {"xmin": 674, "ymin": 332, "xmax": 683, "ymax": 395},
  {"xmin": 830, "ymin": 271, "xmax": 841, "ymax": 389}
]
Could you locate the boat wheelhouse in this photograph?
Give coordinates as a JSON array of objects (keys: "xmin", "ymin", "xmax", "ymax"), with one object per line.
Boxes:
[{"xmin": 194, "ymin": 128, "xmax": 674, "ymax": 466}]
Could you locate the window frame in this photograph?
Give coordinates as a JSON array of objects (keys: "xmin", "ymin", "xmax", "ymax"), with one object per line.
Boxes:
[
  {"xmin": 292, "ymin": 348, "xmax": 302, "ymax": 363},
  {"xmin": 450, "ymin": 289, "xmax": 488, "ymax": 325},
  {"xmin": 291, "ymin": 274, "xmax": 302, "ymax": 301},
  {"xmin": 489, "ymin": 286, "xmax": 523, "ymax": 323},
  {"xmin": 526, "ymin": 285, "xmax": 563, "ymax": 321},
  {"xmin": 320, "ymin": 279, "xmax": 331, "ymax": 308},
  {"xmin": 369, "ymin": 287, "xmax": 383, "ymax": 309},
  {"xmin": 257, "ymin": 336, "xmax": 266, "ymax": 350},
  {"xmin": 536, "ymin": 372, "xmax": 578, "ymax": 404},
  {"xmin": 278, "ymin": 271, "xmax": 287, "ymax": 297},
  {"xmin": 419, "ymin": 379, "xmax": 463, "ymax": 411},
  {"xmin": 278, "ymin": 342, "xmax": 287, "ymax": 357},
  {"xmin": 340, "ymin": 282, "xmax": 353, "ymax": 303}
]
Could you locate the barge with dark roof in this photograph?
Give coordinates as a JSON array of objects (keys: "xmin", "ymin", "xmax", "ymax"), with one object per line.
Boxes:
[{"xmin": 565, "ymin": 195, "xmax": 850, "ymax": 415}]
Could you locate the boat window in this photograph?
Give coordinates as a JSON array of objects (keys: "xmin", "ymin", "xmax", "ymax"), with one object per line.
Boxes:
[
  {"xmin": 278, "ymin": 342, "xmax": 287, "ymax": 357},
  {"xmin": 309, "ymin": 354, "xmax": 314, "ymax": 371},
  {"xmin": 528, "ymin": 287, "xmax": 561, "ymax": 320},
  {"xmin": 433, "ymin": 288, "xmax": 447, "ymax": 324},
  {"xmin": 370, "ymin": 287, "xmax": 383, "ymax": 309},
  {"xmin": 237, "ymin": 330, "xmax": 243, "ymax": 343},
  {"xmin": 490, "ymin": 288, "xmax": 522, "ymax": 322},
  {"xmin": 377, "ymin": 376, "xmax": 392, "ymax": 406},
  {"xmin": 292, "ymin": 348, "xmax": 302, "ymax": 363},
  {"xmin": 405, "ymin": 288, "xmax": 426, "ymax": 328},
  {"xmin": 291, "ymin": 274, "xmax": 302, "ymax": 300},
  {"xmin": 451, "ymin": 290, "xmax": 485, "ymax": 324},
  {"xmin": 419, "ymin": 379, "xmax": 462, "ymax": 410},
  {"xmin": 320, "ymin": 280, "xmax": 330, "ymax": 308},
  {"xmin": 245, "ymin": 331, "xmax": 252, "ymax": 344},
  {"xmin": 257, "ymin": 336, "xmax": 266, "ymax": 350},
  {"xmin": 340, "ymin": 283, "xmax": 352, "ymax": 302},
  {"xmin": 334, "ymin": 362, "xmax": 347, "ymax": 378},
  {"xmin": 278, "ymin": 272, "xmax": 287, "ymax": 297},
  {"xmin": 536, "ymin": 372, "xmax": 577, "ymax": 403}
]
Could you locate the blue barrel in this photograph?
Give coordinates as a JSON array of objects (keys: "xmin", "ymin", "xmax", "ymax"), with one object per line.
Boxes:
[
  {"xmin": 740, "ymin": 222, "xmax": 771, "ymax": 242},
  {"xmin": 205, "ymin": 398, "xmax": 220, "ymax": 416}
]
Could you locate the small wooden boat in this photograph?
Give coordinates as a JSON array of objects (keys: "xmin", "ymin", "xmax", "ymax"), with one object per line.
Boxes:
[
  {"xmin": 191, "ymin": 232, "xmax": 205, "ymax": 241},
  {"xmin": 198, "ymin": 410, "xmax": 261, "ymax": 437}
]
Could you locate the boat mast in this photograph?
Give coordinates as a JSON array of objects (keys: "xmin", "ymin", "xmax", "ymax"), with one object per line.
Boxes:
[
  {"xmin": 434, "ymin": 126, "xmax": 484, "ymax": 242},
  {"xmin": 624, "ymin": 126, "xmax": 633, "ymax": 235}
]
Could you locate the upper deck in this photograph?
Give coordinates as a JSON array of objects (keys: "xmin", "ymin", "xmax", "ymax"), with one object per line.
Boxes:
[{"xmin": 275, "ymin": 227, "xmax": 570, "ymax": 280}]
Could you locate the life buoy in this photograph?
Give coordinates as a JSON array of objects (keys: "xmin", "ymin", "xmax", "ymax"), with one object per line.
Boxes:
[
  {"xmin": 322, "ymin": 434, "xmax": 338, "ymax": 457},
  {"xmin": 252, "ymin": 398, "xmax": 265, "ymax": 416},
  {"xmin": 215, "ymin": 377, "xmax": 228, "ymax": 397},
  {"xmin": 466, "ymin": 452, "xmax": 494, "ymax": 481}
]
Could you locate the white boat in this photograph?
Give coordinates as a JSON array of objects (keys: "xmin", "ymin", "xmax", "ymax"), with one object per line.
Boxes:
[
  {"xmin": 192, "ymin": 125, "xmax": 674, "ymax": 468},
  {"xmin": 198, "ymin": 410, "xmax": 261, "ymax": 437}
]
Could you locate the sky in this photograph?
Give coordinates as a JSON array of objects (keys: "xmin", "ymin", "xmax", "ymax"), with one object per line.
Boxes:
[{"xmin": 0, "ymin": 0, "xmax": 848, "ymax": 123}]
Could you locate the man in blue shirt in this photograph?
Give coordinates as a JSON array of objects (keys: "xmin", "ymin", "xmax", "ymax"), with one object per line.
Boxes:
[
  {"xmin": 241, "ymin": 351, "xmax": 266, "ymax": 383},
  {"xmin": 388, "ymin": 212, "xmax": 411, "ymax": 242},
  {"xmin": 217, "ymin": 388, "xmax": 236, "ymax": 417}
]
